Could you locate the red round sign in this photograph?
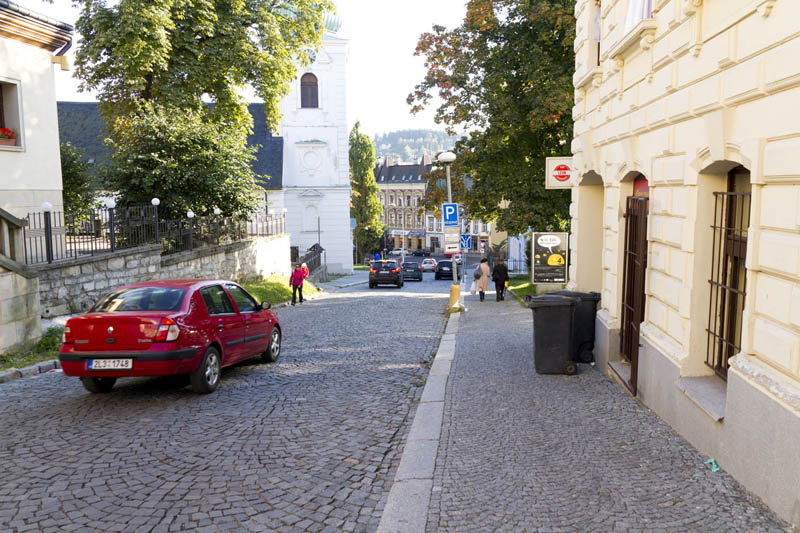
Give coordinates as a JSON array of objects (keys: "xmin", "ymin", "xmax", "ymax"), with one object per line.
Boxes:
[{"xmin": 553, "ymin": 164, "xmax": 571, "ymax": 182}]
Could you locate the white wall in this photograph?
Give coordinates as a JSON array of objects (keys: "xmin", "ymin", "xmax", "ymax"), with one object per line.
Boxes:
[{"xmin": 0, "ymin": 37, "xmax": 64, "ymax": 218}]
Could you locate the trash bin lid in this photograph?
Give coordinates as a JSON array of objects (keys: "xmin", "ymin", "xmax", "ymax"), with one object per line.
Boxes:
[
  {"xmin": 527, "ymin": 294, "xmax": 577, "ymax": 309},
  {"xmin": 550, "ymin": 290, "xmax": 601, "ymax": 302}
]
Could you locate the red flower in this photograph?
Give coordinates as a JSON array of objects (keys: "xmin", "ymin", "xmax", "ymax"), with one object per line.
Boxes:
[{"xmin": 0, "ymin": 127, "xmax": 15, "ymax": 140}]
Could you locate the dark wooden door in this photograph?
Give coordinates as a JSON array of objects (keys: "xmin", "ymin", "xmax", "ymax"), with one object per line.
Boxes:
[{"xmin": 620, "ymin": 195, "xmax": 649, "ymax": 395}]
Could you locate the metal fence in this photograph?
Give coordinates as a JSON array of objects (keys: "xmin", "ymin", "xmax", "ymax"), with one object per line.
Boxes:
[
  {"xmin": 22, "ymin": 206, "xmax": 286, "ymax": 265},
  {"xmin": 299, "ymin": 243, "xmax": 323, "ymax": 273},
  {"xmin": 24, "ymin": 205, "xmax": 158, "ymax": 265}
]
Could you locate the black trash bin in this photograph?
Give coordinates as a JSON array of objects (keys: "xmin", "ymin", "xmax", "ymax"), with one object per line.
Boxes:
[
  {"xmin": 550, "ymin": 291, "xmax": 601, "ymax": 363},
  {"xmin": 528, "ymin": 295, "xmax": 577, "ymax": 375}
]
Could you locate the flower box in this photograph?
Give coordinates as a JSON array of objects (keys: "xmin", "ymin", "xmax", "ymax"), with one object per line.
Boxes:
[{"xmin": 0, "ymin": 138, "xmax": 16, "ymax": 147}]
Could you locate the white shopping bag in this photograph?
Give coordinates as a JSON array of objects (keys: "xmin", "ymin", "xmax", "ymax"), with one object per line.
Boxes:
[{"xmin": 469, "ymin": 281, "xmax": 476, "ymax": 295}]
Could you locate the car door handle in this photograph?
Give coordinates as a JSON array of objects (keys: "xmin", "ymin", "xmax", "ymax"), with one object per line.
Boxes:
[
  {"xmin": 246, "ymin": 320, "xmax": 251, "ymax": 326},
  {"xmin": 218, "ymin": 324, "xmax": 224, "ymax": 330}
]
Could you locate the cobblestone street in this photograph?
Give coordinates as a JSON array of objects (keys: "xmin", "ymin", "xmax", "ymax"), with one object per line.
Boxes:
[
  {"xmin": 425, "ymin": 290, "xmax": 790, "ymax": 532},
  {"xmin": 0, "ymin": 277, "xmax": 448, "ymax": 532}
]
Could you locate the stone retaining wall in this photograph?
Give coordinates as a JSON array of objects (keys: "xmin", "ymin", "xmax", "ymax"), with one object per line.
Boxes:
[
  {"xmin": 33, "ymin": 235, "xmax": 291, "ymax": 317},
  {"xmin": 0, "ymin": 266, "xmax": 41, "ymax": 352}
]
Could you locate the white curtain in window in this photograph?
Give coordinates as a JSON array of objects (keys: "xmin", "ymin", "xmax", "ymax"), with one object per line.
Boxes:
[{"xmin": 624, "ymin": 0, "xmax": 652, "ymax": 34}]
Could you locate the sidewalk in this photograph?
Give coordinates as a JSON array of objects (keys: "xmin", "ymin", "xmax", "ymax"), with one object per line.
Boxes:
[
  {"xmin": 316, "ymin": 270, "xmax": 369, "ymax": 290},
  {"xmin": 423, "ymin": 292, "xmax": 788, "ymax": 531}
]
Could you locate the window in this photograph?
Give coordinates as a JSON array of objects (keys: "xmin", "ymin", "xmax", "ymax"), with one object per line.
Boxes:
[
  {"xmin": 390, "ymin": 195, "xmax": 395, "ymax": 205},
  {"xmin": 417, "ymin": 215, "xmax": 422, "ymax": 225},
  {"xmin": 226, "ymin": 284, "xmax": 258, "ymax": 313},
  {"xmin": 0, "ymin": 80, "xmax": 22, "ymax": 148},
  {"xmin": 91, "ymin": 287, "xmax": 186, "ymax": 312},
  {"xmin": 301, "ymin": 73, "xmax": 319, "ymax": 108},
  {"xmin": 624, "ymin": 0, "xmax": 653, "ymax": 34},
  {"xmin": 200, "ymin": 285, "xmax": 236, "ymax": 315},
  {"xmin": 398, "ymin": 197, "xmax": 403, "ymax": 207},
  {"xmin": 406, "ymin": 195, "xmax": 411, "ymax": 206},
  {"xmin": 706, "ymin": 167, "xmax": 751, "ymax": 380},
  {"xmin": 407, "ymin": 214, "xmax": 412, "ymax": 226}
]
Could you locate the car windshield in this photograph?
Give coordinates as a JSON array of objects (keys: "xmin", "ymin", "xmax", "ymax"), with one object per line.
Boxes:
[{"xmin": 92, "ymin": 287, "xmax": 186, "ymax": 312}]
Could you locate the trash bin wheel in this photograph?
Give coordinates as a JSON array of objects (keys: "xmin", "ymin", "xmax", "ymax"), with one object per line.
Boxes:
[
  {"xmin": 565, "ymin": 362, "xmax": 577, "ymax": 375},
  {"xmin": 578, "ymin": 349, "xmax": 594, "ymax": 364}
]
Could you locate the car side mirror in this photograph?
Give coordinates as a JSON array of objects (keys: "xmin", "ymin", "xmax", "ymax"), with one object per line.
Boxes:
[{"xmin": 261, "ymin": 302, "xmax": 272, "ymax": 311}]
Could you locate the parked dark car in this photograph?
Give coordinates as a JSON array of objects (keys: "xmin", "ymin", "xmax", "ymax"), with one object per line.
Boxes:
[
  {"xmin": 402, "ymin": 261, "xmax": 423, "ymax": 281},
  {"xmin": 411, "ymin": 249, "xmax": 425, "ymax": 256},
  {"xmin": 369, "ymin": 260, "xmax": 404, "ymax": 288},
  {"xmin": 434, "ymin": 260, "xmax": 460, "ymax": 280},
  {"xmin": 59, "ymin": 280, "xmax": 281, "ymax": 394}
]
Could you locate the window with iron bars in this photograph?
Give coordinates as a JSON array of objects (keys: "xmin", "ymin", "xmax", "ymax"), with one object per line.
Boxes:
[{"xmin": 706, "ymin": 167, "xmax": 751, "ymax": 380}]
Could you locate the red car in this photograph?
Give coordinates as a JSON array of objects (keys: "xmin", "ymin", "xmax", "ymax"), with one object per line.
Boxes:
[{"xmin": 59, "ymin": 280, "xmax": 282, "ymax": 394}]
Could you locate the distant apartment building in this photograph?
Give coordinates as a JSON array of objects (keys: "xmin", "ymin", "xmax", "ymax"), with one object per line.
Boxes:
[
  {"xmin": 374, "ymin": 157, "xmax": 431, "ymax": 251},
  {"xmin": 570, "ymin": 0, "xmax": 800, "ymax": 523}
]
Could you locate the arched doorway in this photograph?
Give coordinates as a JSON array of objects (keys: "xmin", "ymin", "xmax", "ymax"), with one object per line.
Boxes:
[{"xmin": 619, "ymin": 174, "xmax": 649, "ymax": 394}]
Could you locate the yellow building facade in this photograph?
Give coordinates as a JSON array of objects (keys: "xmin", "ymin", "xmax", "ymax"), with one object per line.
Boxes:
[{"xmin": 570, "ymin": 0, "xmax": 799, "ymax": 524}]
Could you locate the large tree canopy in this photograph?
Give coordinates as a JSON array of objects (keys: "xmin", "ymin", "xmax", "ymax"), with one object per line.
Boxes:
[
  {"xmin": 409, "ymin": 0, "xmax": 575, "ymax": 235},
  {"xmin": 72, "ymin": 0, "xmax": 333, "ymax": 130},
  {"xmin": 349, "ymin": 122, "xmax": 383, "ymax": 260}
]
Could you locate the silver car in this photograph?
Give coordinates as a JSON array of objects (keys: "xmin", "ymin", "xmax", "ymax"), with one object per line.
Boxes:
[{"xmin": 421, "ymin": 258, "xmax": 437, "ymax": 272}]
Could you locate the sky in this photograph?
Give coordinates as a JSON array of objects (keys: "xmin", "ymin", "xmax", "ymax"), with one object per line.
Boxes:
[{"xmin": 14, "ymin": 0, "xmax": 468, "ymax": 139}]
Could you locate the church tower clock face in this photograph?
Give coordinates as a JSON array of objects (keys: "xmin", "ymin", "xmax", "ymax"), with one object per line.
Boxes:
[{"xmin": 308, "ymin": 49, "xmax": 317, "ymax": 63}]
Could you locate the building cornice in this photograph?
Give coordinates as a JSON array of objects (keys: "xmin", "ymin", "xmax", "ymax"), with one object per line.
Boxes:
[{"xmin": 0, "ymin": 2, "xmax": 72, "ymax": 52}]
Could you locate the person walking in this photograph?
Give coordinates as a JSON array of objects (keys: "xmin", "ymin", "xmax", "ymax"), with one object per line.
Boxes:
[
  {"xmin": 475, "ymin": 258, "xmax": 491, "ymax": 302},
  {"xmin": 492, "ymin": 257, "xmax": 510, "ymax": 301},
  {"xmin": 301, "ymin": 262, "xmax": 310, "ymax": 280},
  {"xmin": 290, "ymin": 263, "xmax": 305, "ymax": 305}
]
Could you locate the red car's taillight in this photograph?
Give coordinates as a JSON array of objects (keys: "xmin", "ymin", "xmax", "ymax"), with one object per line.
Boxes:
[
  {"xmin": 62, "ymin": 320, "xmax": 73, "ymax": 344},
  {"xmin": 155, "ymin": 317, "xmax": 180, "ymax": 342},
  {"xmin": 418, "ymin": 266, "xmax": 421, "ymax": 271}
]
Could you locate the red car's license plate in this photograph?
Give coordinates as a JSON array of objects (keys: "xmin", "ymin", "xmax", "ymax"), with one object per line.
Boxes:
[{"xmin": 88, "ymin": 359, "xmax": 133, "ymax": 370}]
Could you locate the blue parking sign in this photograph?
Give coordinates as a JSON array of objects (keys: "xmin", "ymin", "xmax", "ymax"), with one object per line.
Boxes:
[{"xmin": 443, "ymin": 203, "xmax": 459, "ymax": 226}]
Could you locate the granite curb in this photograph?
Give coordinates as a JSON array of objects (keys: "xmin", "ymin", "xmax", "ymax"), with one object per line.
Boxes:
[{"xmin": 377, "ymin": 312, "xmax": 460, "ymax": 533}]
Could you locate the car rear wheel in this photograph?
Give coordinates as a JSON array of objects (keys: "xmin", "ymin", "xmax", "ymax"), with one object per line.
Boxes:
[
  {"xmin": 190, "ymin": 346, "xmax": 221, "ymax": 394},
  {"xmin": 80, "ymin": 377, "xmax": 116, "ymax": 393},
  {"xmin": 261, "ymin": 326, "xmax": 281, "ymax": 363}
]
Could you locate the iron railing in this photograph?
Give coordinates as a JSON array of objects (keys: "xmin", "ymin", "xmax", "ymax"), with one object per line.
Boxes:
[
  {"xmin": 23, "ymin": 206, "xmax": 286, "ymax": 265},
  {"xmin": 706, "ymin": 191, "xmax": 751, "ymax": 380},
  {"xmin": 24, "ymin": 205, "xmax": 158, "ymax": 265},
  {"xmin": 299, "ymin": 243, "xmax": 323, "ymax": 273}
]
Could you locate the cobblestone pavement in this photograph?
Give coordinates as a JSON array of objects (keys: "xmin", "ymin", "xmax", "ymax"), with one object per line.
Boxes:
[
  {"xmin": 0, "ymin": 275, "xmax": 449, "ymax": 532},
  {"xmin": 426, "ymin": 292, "xmax": 791, "ymax": 532}
]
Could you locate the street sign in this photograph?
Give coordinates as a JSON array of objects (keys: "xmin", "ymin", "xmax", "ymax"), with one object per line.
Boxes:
[
  {"xmin": 442, "ymin": 203, "xmax": 459, "ymax": 226},
  {"xmin": 545, "ymin": 157, "xmax": 575, "ymax": 189},
  {"xmin": 460, "ymin": 234, "xmax": 472, "ymax": 249},
  {"xmin": 444, "ymin": 232, "xmax": 460, "ymax": 253}
]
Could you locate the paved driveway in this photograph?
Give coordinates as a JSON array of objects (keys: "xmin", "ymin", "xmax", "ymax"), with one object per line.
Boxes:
[{"xmin": 0, "ymin": 273, "xmax": 449, "ymax": 532}]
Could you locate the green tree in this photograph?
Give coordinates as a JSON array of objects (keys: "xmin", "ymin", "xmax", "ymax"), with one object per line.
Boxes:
[
  {"xmin": 60, "ymin": 142, "xmax": 98, "ymax": 213},
  {"xmin": 408, "ymin": 0, "xmax": 575, "ymax": 235},
  {"xmin": 103, "ymin": 105, "xmax": 260, "ymax": 220},
  {"xmin": 71, "ymin": 0, "xmax": 333, "ymax": 131},
  {"xmin": 349, "ymin": 122, "xmax": 383, "ymax": 260}
]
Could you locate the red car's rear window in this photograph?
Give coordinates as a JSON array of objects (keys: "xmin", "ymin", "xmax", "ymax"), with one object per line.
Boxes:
[{"xmin": 91, "ymin": 287, "xmax": 186, "ymax": 312}]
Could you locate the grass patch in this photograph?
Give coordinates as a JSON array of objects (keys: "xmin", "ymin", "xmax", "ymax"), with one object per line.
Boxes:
[
  {"xmin": 242, "ymin": 275, "xmax": 320, "ymax": 306},
  {"xmin": 0, "ymin": 327, "xmax": 63, "ymax": 371},
  {"xmin": 354, "ymin": 265, "xmax": 370, "ymax": 271},
  {"xmin": 508, "ymin": 274, "xmax": 537, "ymax": 300}
]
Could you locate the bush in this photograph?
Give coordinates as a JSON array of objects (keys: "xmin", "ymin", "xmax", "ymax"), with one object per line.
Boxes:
[{"xmin": 103, "ymin": 104, "xmax": 261, "ymax": 220}]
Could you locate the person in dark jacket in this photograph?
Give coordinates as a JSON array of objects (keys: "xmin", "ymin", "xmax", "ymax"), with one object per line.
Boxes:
[
  {"xmin": 290, "ymin": 263, "xmax": 305, "ymax": 305},
  {"xmin": 492, "ymin": 257, "xmax": 509, "ymax": 301}
]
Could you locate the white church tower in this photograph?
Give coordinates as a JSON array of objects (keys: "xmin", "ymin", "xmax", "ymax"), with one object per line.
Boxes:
[{"xmin": 275, "ymin": 11, "xmax": 352, "ymax": 274}]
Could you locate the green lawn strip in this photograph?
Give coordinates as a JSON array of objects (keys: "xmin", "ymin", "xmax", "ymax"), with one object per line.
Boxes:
[
  {"xmin": 353, "ymin": 265, "xmax": 370, "ymax": 271},
  {"xmin": 241, "ymin": 275, "xmax": 320, "ymax": 306},
  {"xmin": 508, "ymin": 274, "xmax": 537, "ymax": 301},
  {"xmin": 0, "ymin": 327, "xmax": 63, "ymax": 372}
]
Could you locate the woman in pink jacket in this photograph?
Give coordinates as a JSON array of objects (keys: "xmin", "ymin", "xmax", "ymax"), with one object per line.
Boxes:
[{"xmin": 290, "ymin": 263, "xmax": 305, "ymax": 305}]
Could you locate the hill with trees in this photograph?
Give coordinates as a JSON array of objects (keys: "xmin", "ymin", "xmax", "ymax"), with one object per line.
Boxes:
[{"xmin": 373, "ymin": 129, "xmax": 459, "ymax": 162}]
